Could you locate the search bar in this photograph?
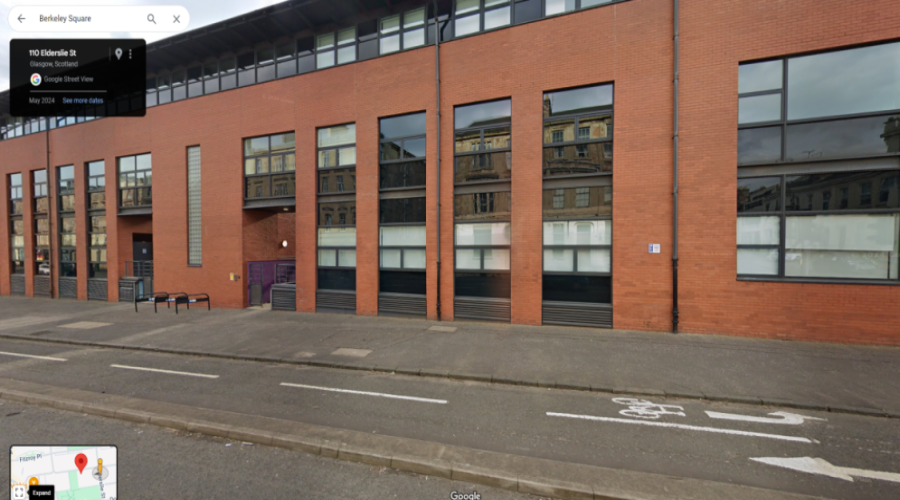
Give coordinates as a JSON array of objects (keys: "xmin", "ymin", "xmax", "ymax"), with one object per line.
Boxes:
[{"xmin": 8, "ymin": 6, "xmax": 190, "ymax": 33}]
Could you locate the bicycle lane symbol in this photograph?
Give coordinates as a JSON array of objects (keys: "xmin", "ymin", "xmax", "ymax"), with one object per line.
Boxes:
[{"xmin": 612, "ymin": 398, "xmax": 686, "ymax": 420}]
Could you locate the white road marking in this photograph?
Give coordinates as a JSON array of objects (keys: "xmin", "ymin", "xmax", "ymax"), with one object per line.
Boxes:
[
  {"xmin": 280, "ymin": 382, "xmax": 447, "ymax": 404},
  {"xmin": 546, "ymin": 412, "xmax": 812, "ymax": 443},
  {"xmin": 751, "ymin": 456, "xmax": 900, "ymax": 483},
  {"xmin": 706, "ymin": 410, "xmax": 826, "ymax": 425},
  {"xmin": 0, "ymin": 350, "xmax": 67, "ymax": 362},
  {"xmin": 110, "ymin": 364, "xmax": 219, "ymax": 379}
]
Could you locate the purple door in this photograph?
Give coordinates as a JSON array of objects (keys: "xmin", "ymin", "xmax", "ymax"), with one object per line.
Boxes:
[{"xmin": 248, "ymin": 261, "xmax": 294, "ymax": 306}]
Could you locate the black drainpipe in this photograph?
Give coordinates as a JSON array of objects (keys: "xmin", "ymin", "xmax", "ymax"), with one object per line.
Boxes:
[
  {"xmin": 671, "ymin": 0, "xmax": 680, "ymax": 333},
  {"xmin": 434, "ymin": 0, "xmax": 442, "ymax": 321}
]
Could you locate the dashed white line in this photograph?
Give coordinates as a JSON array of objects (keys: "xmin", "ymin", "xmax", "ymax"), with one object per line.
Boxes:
[
  {"xmin": 0, "ymin": 350, "xmax": 67, "ymax": 362},
  {"xmin": 280, "ymin": 382, "xmax": 447, "ymax": 404},
  {"xmin": 546, "ymin": 412, "xmax": 813, "ymax": 443},
  {"xmin": 110, "ymin": 364, "xmax": 219, "ymax": 379}
]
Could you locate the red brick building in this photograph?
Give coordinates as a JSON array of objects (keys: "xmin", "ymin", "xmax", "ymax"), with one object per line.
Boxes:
[{"xmin": 2, "ymin": 0, "xmax": 899, "ymax": 345}]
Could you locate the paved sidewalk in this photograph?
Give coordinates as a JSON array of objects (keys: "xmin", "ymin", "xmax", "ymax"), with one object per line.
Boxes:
[{"xmin": 1, "ymin": 296, "xmax": 898, "ymax": 417}]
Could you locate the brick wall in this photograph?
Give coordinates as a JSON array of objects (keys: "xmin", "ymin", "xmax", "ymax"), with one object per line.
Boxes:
[{"xmin": 0, "ymin": 0, "xmax": 898, "ymax": 344}]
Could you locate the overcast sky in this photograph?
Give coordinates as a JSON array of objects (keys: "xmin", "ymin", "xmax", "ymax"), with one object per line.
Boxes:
[{"xmin": 0, "ymin": 0, "xmax": 288, "ymax": 91}]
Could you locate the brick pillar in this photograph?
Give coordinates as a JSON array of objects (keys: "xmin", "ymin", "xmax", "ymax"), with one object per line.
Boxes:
[
  {"xmin": 356, "ymin": 116, "xmax": 379, "ymax": 316},
  {"xmin": 0, "ymin": 174, "xmax": 8, "ymax": 296},
  {"xmin": 22, "ymin": 170, "xmax": 34, "ymax": 297},
  {"xmin": 295, "ymin": 123, "xmax": 317, "ymax": 313}
]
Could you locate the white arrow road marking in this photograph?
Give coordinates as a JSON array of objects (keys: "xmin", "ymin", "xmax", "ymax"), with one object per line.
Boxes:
[
  {"xmin": 751, "ymin": 457, "xmax": 900, "ymax": 483},
  {"xmin": 110, "ymin": 364, "xmax": 219, "ymax": 379},
  {"xmin": 705, "ymin": 411, "xmax": 826, "ymax": 425},
  {"xmin": 0, "ymin": 350, "xmax": 67, "ymax": 362},
  {"xmin": 547, "ymin": 412, "xmax": 812, "ymax": 443},
  {"xmin": 281, "ymin": 382, "xmax": 447, "ymax": 404}
]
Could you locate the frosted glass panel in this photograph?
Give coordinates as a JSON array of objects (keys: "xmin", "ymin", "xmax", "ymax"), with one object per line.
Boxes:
[
  {"xmin": 339, "ymin": 147, "xmax": 356, "ymax": 165},
  {"xmin": 318, "ymin": 227, "xmax": 356, "ymax": 247},
  {"xmin": 318, "ymin": 249, "xmax": 336, "ymax": 266},
  {"xmin": 483, "ymin": 249, "xmax": 511, "ymax": 270},
  {"xmin": 737, "ymin": 216, "xmax": 780, "ymax": 245},
  {"xmin": 404, "ymin": 249, "xmax": 426, "ymax": 269},
  {"xmin": 381, "ymin": 249, "xmax": 401, "ymax": 268},
  {"xmin": 543, "ymin": 220, "xmax": 611, "ymax": 246},
  {"xmin": 381, "ymin": 226, "xmax": 426, "ymax": 246},
  {"xmin": 456, "ymin": 249, "xmax": 481, "ymax": 270},
  {"xmin": 543, "ymin": 249, "xmax": 574, "ymax": 272},
  {"xmin": 456, "ymin": 223, "xmax": 511, "ymax": 245},
  {"xmin": 338, "ymin": 249, "xmax": 357, "ymax": 267},
  {"xmin": 577, "ymin": 249, "xmax": 611, "ymax": 272},
  {"xmin": 737, "ymin": 248, "xmax": 779, "ymax": 275},
  {"xmin": 785, "ymin": 214, "xmax": 899, "ymax": 279}
]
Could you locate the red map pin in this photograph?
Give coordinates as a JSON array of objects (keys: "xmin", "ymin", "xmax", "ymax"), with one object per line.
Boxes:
[{"xmin": 75, "ymin": 453, "xmax": 88, "ymax": 474}]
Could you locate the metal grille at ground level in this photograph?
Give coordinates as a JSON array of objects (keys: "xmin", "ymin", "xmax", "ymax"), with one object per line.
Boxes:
[
  {"xmin": 454, "ymin": 297, "xmax": 511, "ymax": 323},
  {"xmin": 316, "ymin": 290, "xmax": 356, "ymax": 314},
  {"xmin": 88, "ymin": 279, "xmax": 108, "ymax": 301},
  {"xmin": 378, "ymin": 292, "xmax": 426, "ymax": 317},
  {"xmin": 33, "ymin": 276, "xmax": 51, "ymax": 297},
  {"xmin": 542, "ymin": 301, "xmax": 612, "ymax": 328},
  {"xmin": 58, "ymin": 277, "xmax": 77, "ymax": 298},
  {"xmin": 10, "ymin": 275, "xmax": 25, "ymax": 295},
  {"xmin": 271, "ymin": 284, "xmax": 296, "ymax": 311}
]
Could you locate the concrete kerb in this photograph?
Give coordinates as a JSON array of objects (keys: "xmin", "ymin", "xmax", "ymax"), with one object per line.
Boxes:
[
  {"xmin": 0, "ymin": 333, "xmax": 890, "ymax": 420},
  {"xmin": 0, "ymin": 378, "xmax": 829, "ymax": 500}
]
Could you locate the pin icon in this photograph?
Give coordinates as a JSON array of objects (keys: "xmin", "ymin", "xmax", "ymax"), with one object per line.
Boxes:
[
  {"xmin": 75, "ymin": 453, "xmax": 88, "ymax": 474},
  {"xmin": 115, "ymin": 48, "xmax": 123, "ymax": 60},
  {"xmin": 28, "ymin": 477, "xmax": 39, "ymax": 486}
]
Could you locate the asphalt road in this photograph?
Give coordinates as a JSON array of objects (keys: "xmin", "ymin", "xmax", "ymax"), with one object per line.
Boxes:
[
  {"xmin": 0, "ymin": 398, "xmax": 538, "ymax": 500},
  {"xmin": 1, "ymin": 337, "xmax": 898, "ymax": 500}
]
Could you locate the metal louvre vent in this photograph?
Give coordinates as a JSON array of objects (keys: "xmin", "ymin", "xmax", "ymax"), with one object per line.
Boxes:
[
  {"xmin": 379, "ymin": 292, "xmax": 426, "ymax": 317},
  {"xmin": 316, "ymin": 290, "xmax": 356, "ymax": 314},
  {"xmin": 454, "ymin": 297, "xmax": 511, "ymax": 323},
  {"xmin": 187, "ymin": 146, "xmax": 202, "ymax": 265},
  {"xmin": 33, "ymin": 276, "xmax": 51, "ymax": 297},
  {"xmin": 542, "ymin": 301, "xmax": 612, "ymax": 328},
  {"xmin": 10, "ymin": 275, "xmax": 25, "ymax": 295},
  {"xmin": 271, "ymin": 284, "xmax": 296, "ymax": 311},
  {"xmin": 88, "ymin": 279, "xmax": 108, "ymax": 301},
  {"xmin": 59, "ymin": 277, "xmax": 77, "ymax": 298},
  {"xmin": 118, "ymin": 280, "xmax": 135, "ymax": 302}
]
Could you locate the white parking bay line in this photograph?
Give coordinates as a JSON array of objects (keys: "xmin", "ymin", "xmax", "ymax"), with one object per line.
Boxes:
[
  {"xmin": 0, "ymin": 350, "xmax": 67, "ymax": 362},
  {"xmin": 547, "ymin": 412, "xmax": 812, "ymax": 443},
  {"xmin": 110, "ymin": 364, "xmax": 219, "ymax": 379},
  {"xmin": 280, "ymin": 382, "xmax": 447, "ymax": 404}
]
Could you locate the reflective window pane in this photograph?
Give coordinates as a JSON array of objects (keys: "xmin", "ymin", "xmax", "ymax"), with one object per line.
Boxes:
[
  {"xmin": 455, "ymin": 99, "xmax": 511, "ymax": 129},
  {"xmin": 581, "ymin": 0, "xmax": 612, "ymax": 6},
  {"xmin": 739, "ymin": 94, "xmax": 782, "ymax": 124},
  {"xmin": 737, "ymin": 216, "xmax": 780, "ymax": 245},
  {"xmin": 381, "ymin": 249, "xmax": 402, "ymax": 268},
  {"xmin": 318, "ymin": 249, "xmax": 337, "ymax": 266},
  {"xmin": 785, "ymin": 214, "xmax": 900, "ymax": 279},
  {"xmin": 318, "ymin": 201, "xmax": 356, "ymax": 226},
  {"xmin": 455, "ymin": 249, "xmax": 482, "ymax": 270},
  {"xmin": 338, "ymin": 249, "xmax": 357, "ymax": 268},
  {"xmin": 785, "ymin": 114, "xmax": 900, "ymax": 162},
  {"xmin": 338, "ymin": 27, "xmax": 355, "ymax": 45},
  {"xmin": 318, "ymin": 124, "xmax": 356, "ymax": 147},
  {"xmin": 545, "ymin": 0, "xmax": 576, "ymax": 15},
  {"xmin": 316, "ymin": 33, "xmax": 334, "ymax": 50},
  {"xmin": 544, "ymin": 84, "xmax": 613, "ymax": 117},
  {"xmin": 404, "ymin": 250, "xmax": 427, "ymax": 269},
  {"xmin": 542, "ymin": 143, "xmax": 612, "ymax": 175},
  {"xmin": 484, "ymin": 6, "xmax": 510, "ymax": 30},
  {"xmin": 404, "ymin": 7, "xmax": 426, "ymax": 27},
  {"xmin": 543, "ymin": 275, "xmax": 610, "ymax": 303},
  {"xmin": 337, "ymin": 46, "xmax": 356, "ymax": 64},
  {"xmin": 402, "ymin": 137, "xmax": 426, "ymax": 158},
  {"xmin": 738, "ymin": 60, "xmax": 783, "ymax": 94},
  {"xmin": 543, "ymin": 220, "xmax": 612, "ymax": 245},
  {"xmin": 380, "ymin": 161, "xmax": 426, "ymax": 189},
  {"xmin": 577, "ymin": 249, "xmax": 611, "ymax": 272},
  {"xmin": 379, "ymin": 197, "xmax": 426, "ymax": 223},
  {"xmin": 737, "ymin": 126, "xmax": 782, "ymax": 164},
  {"xmin": 455, "ymin": 273, "xmax": 511, "ymax": 299},
  {"xmin": 454, "ymin": 192, "xmax": 512, "ymax": 221},
  {"xmin": 787, "ymin": 42, "xmax": 900, "ymax": 120},
  {"xmin": 403, "ymin": 28, "xmax": 425, "ymax": 49},
  {"xmin": 785, "ymin": 171, "xmax": 900, "ymax": 211},
  {"xmin": 244, "ymin": 136, "xmax": 269, "ymax": 156},
  {"xmin": 456, "ymin": 0, "xmax": 479, "ymax": 14},
  {"xmin": 483, "ymin": 249, "xmax": 511, "ymax": 270},
  {"xmin": 455, "ymin": 14, "xmax": 479, "ymax": 37},
  {"xmin": 455, "ymin": 153, "xmax": 512, "ymax": 183},
  {"xmin": 380, "ymin": 34, "xmax": 400, "ymax": 54},
  {"xmin": 380, "ymin": 112, "xmax": 426, "ymax": 138},
  {"xmin": 316, "ymin": 51, "xmax": 334, "ymax": 69},
  {"xmin": 738, "ymin": 177, "xmax": 781, "ymax": 213},
  {"xmin": 381, "ymin": 14, "xmax": 400, "ymax": 33},
  {"xmin": 380, "ymin": 270, "xmax": 427, "ymax": 294}
]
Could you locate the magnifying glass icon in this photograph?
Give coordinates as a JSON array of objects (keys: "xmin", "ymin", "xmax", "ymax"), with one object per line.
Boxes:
[{"xmin": 147, "ymin": 13, "xmax": 156, "ymax": 24}]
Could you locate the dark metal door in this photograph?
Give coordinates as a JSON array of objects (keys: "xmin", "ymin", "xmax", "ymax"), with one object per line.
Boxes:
[{"xmin": 248, "ymin": 263, "xmax": 263, "ymax": 306}]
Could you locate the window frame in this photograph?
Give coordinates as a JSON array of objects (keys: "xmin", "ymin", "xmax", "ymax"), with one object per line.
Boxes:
[
  {"xmin": 542, "ymin": 84, "xmax": 614, "ymax": 179},
  {"xmin": 738, "ymin": 43, "xmax": 900, "ymax": 167},
  {"xmin": 85, "ymin": 160, "xmax": 107, "ymax": 279},
  {"xmin": 453, "ymin": 221, "xmax": 512, "ymax": 274},
  {"xmin": 117, "ymin": 153, "xmax": 153, "ymax": 210},
  {"xmin": 454, "ymin": 99, "xmax": 512, "ymax": 186},
  {"xmin": 737, "ymin": 168, "xmax": 900, "ymax": 284},
  {"xmin": 57, "ymin": 165, "xmax": 76, "ymax": 277},
  {"xmin": 8, "ymin": 173, "xmax": 24, "ymax": 274},
  {"xmin": 243, "ymin": 133, "xmax": 297, "ymax": 202}
]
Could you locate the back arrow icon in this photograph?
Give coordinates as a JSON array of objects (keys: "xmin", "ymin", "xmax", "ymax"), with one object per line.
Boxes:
[{"xmin": 18, "ymin": 14, "xmax": 25, "ymax": 23}]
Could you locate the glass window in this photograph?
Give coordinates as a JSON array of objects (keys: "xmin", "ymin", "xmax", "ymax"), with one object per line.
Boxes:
[
  {"xmin": 456, "ymin": 100, "xmax": 512, "ymax": 129},
  {"xmin": 784, "ymin": 114, "xmax": 900, "ymax": 162},
  {"xmin": 454, "ymin": 192, "xmax": 512, "ymax": 220},
  {"xmin": 244, "ymin": 133, "xmax": 295, "ymax": 202},
  {"xmin": 738, "ymin": 94, "xmax": 781, "ymax": 124},
  {"xmin": 737, "ymin": 127, "xmax": 782, "ymax": 164},
  {"xmin": 380, "ymin": 197, "xmax": 426, "ymax": 223},
  {"xmin": 738, "ymin": 60, "xmax": 783, "ymax": 94},
  {"xmin": 546, "ymin": 0, "xmax": 576, "ymax": 16},
  {"xmin": 738, "ymin": 177, "xmax": 781, "ymax": 213},
  {"xmin": 318, "ymin": 124, "xmax": 356, "ymax": 147},
  {"xmin": 785, "ymin": 171, "xmax": 900, "ymax": 211},
  {"xmin": 787, "ymin": 42, "xmax": 900, "ymax": 120},
  {"xmin": 456, "ymin": 223, "xmax": 511, "ymax": 245},
  {"xmin": 785, "ymin": 214, "xmax": 899, "ymax": 279}
]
